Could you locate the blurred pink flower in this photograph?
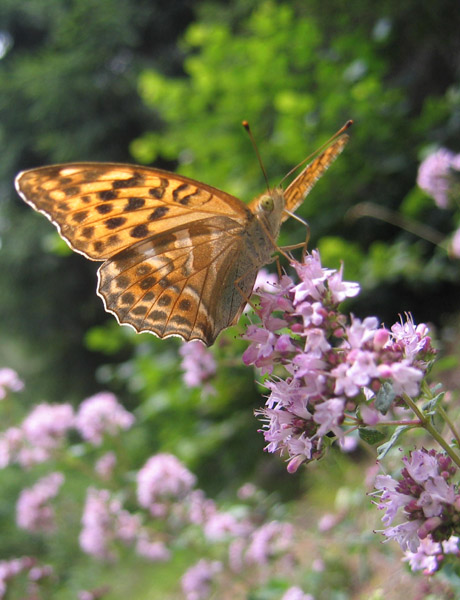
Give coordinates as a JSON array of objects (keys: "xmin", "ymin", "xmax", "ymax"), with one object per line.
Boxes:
[
  {"xmin": 136, "ymin": 453, "xmax": 196, "ymax": 516},
  {"xmin": 0, "ymin": 368, "xmax": 24, "ymax": 399},
  {"xmin": 451, "ymin": 227, "xmax": 460, "ymax": 258},
  {"xmin": 245, "ymin": 521, "xmax": 294, "ymax": 566},
  {"xmin": 181, "ymin": 559, "xmax": 222, "ymax": 600},
  {"xmin": 135, "ymin": 533, "xmax": 171, "ymax": 562},
  {"xmin": 203, "ymin": 511, "xmax": 252, "ymax": 541},
  {"xmin": 95, "ymin": 452, "xmax": 117, "ymax": 481},
  {"xmin": 0, "ymin": 557, "xmax": 36, "ymax": 599},
  {"xmin": 179, "ymin": 341, "xmax": 216, "ymax": 391},
  {"xmin": 281, "ymin": 587, "xmax": 314, "ymax": 600},
  {"xmin": 16, "ymin": 472, "xmax": 64, "ymax": 532},
  {"xmin": 75, "ymin": 392, "xmax": 134, "ymax": 445},
  {"xmin": 417, "ymin": 147, "xmax": 460, "ymax": 208},
  {"xmin": 22, "ymin": 403, "xmax": 74, "ymax": 449},
  {"xmin": 79, "ymin": 488, "xmax": 141, "ymax": 560}
]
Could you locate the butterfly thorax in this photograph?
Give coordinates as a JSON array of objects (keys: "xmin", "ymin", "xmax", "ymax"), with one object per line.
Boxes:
[{"xmin": 248, "ymin": 187, "xmax": 285, "ymax": 260}]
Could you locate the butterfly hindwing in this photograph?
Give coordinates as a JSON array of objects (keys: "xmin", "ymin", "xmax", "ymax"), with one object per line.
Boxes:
[{"xmin": 97, "ymin": 216, "xmax": 257, "ymax": 344}]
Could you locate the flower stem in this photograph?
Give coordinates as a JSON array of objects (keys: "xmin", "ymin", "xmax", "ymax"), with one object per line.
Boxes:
[
  {"xmin": 437, "ymin": 404, "xmax": 460, "ymax": 448},
  {"xmin": 403, "ymin": 394, "xmax": 460, "ymax": 468}
]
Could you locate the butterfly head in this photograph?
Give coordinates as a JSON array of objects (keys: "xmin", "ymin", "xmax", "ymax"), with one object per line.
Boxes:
[{"xmin": 252, "ymin": 188, "xmax": 285, "ymax": 237}]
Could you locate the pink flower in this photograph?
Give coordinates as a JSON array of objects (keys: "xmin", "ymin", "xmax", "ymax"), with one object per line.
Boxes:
[
  {"xmin": 179, "ymin": 341, "xmax": 216, "ymax": 391},
  {"xmin": 451, "ymin": 227, "xmax": 460, "ymax": 258},
  {"xmin": 313, "ymin": 398, "xmax": 345, "ymax": 438},
  {"xmin": 79, "ymin": 488, "xmax": 141, "ymax": 560},
  {"xmin": 374, "ymin": 449, "xmax": 460, "ymax": 552},
  {"xmin": 16, "ymin": 472, "xmax": 64, "ymax": 532},
  {"xmin": 245, "ymin": 521, "xmax": 294, "ymax": 565},
  {"xmin": 95, "ymin": 452, "xmax": 117, "ymax": 481},
  {"xmin": 247, "ymin": 253, "xmax": 435, "ymax": 472},
  {"xmin": 22, "ymin": 403, "xmax": 74, "ymax": 450},
  {"xmin": 403, "ymin": 535, "xmax": 459, "ymax": 574},
  {"xmin": 281, "ymin": 587, "xmax": 314, "ymax": 600},
  {"xmin": 136, "ymin": 454, "xmax": 196, "ymax": 515},
  {"xmin": 417, "ymin": 148, "xmax": 460, "ymax": 208},
  {"xmin": 135, "ymin": 534, "xmax": 171, "ymax": 562},
  {"xmin": 203, "ymin": 511, "xmax": 251, "ymax": 541},
  {"xmin": 0, "ymin": 368, "xmax": 24, "ymax": 399},
  {"xmin": 75, "ymin": 392, "xmax": 134, "ymax": 445},
  {"xmin": 181, "ymin": 559, "xmax": 222, "ymax": 600}
]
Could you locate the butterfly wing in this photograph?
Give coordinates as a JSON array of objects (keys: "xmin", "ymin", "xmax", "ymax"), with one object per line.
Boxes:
[
  {"xmin": 15, "ymin": 163, "xmax": 251, "ymax": 260},
  {"xmin": 282, "ymin": 135, "xmax": 349, "ymax": 222},
  {"xmin": 15, "ymin": 163, "xmax": 256, "ymax": 345},
  {"xmin": 97, "ymin": 216, "xmax": 258, "ymax": 345}
]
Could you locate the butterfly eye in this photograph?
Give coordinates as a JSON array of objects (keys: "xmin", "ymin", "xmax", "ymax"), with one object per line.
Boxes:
[{"xmin": 259, "ymin": 195, "xmax": 274, "ymax": 213}]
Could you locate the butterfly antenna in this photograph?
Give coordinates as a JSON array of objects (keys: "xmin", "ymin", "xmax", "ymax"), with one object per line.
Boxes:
[
  {"xmin": 279, "ymin": 119, "xmax": 353, "ymax": 186},
  {"xmin": 242, "ymin": 120, "xmax": 270, "ymax": 192}
]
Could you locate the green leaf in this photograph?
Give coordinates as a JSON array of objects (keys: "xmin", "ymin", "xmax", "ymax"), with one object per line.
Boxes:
[
  {"xmin": 374, "ymin": 382, "xmax": 396, "ymax": 415},
  {"xmin": 359, "ymin": 428, "xmax": 387, "ymax": 445},
  {"xmin": 377, "ymin": 425, "xmax": 410, "ymax": 459}
]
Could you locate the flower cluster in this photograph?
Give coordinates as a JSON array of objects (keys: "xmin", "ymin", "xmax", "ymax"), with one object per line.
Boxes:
[
  {"xmin": 0, "ymin": 393, "xmax": 134, "ymax": 469},
  {"xmin": 417, "ymin": 147, "xmax": 460, "ymax": 257},
  {"xmin": 75, "ymin": 392, "xmax": 135, "ymax": 445},
  {"xmin": 417, "ymin": 147, "xmax": 460, "ymax": 209},
  {"xmin": 16, "ymin": 472, "xmax": 64, "ymax": 532},
  {"xmin": 0, "ymin": 368, "xmax": 24, "ymax": 400},
  {"xmin": 179, "ymin": 341, "xmax": 217, "ymax": 392},
  {"xmin": 374, "ymin": 448, "xmax": 460, "ymax": 563},
  {"xmin": 137, "ymin": 453, "xmax": 197, "ymax": 517},
  {"xmin": 243, "ymin": 251, "xmax": 435, "ymax": 472},
  {"xmin": 0, "ymin": 557, "xmax": 53, "ymax": 600},
  {"xmin": 79, "ymin": 487, "xmax": 169, "ymax": 562}
]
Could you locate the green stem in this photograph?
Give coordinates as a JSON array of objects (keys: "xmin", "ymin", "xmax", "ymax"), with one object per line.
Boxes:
[
  {"xmin": 403, "ymin": 394, "xmax": 460, "ymax": 469},
  {"xmin": 437, "ymin": 404, "xmax": 460, "ymax": 448}
]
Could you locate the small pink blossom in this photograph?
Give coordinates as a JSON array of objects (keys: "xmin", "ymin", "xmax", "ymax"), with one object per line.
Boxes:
[
  {"xmin": 245, "ymin": 521, "xmax": 294, "ymax": 565},
  {"xmin": 417, "ymin": 147, "xmax": 460, "ymax": 208},
  {"xmin": 313, "ymin": 398, "xmax": 345, "ymax": 438},
  {"xmin": 179, "ymin": 341, "xmax": 216, "ymax": 391},
  {"xmin": 137, "ymin": 453, "xmax": 196, "ymax": 515},
  {"xmin": 181, "ymin": 559, "xmax": 222, "ymax": 600},
  {"xmin": 404, "ymin": 535, "xmax": 459, "ymax": 574},
  {"xmin": 0, "ymin": 368, "xmax": 24, "ymax": 399},
  {"xmin": 135, "ymin": 533, "xmax": 171, "ymax": 562},
  {"xmin": 16, "ymin": 472, "xmax": 64, "ymax": 532},
  {"xmin": 22, "ymin": 403, "xmax": 74, "ymax": 450},
  {"xmin": 75, "ymin": 392, "xmax": 134, "ymax": 445},
  {"xmin": 374, "ymin": 449, "xmax": 460, "ymax": 552},
  {"xmin": 79, "ymin": 488, "xmax": 141, "ymax": 560},
  {"xmin": 281, "ymin": 587, "xmax": 314, "ymax": 600},
  {"xmin": 203, "ymin": 511, "xmax": 251, "ymax": 541},
  {"xmin": 451, "ymin": 227, "xmax": 460, "ymax": 258},
  {"xmin": 95, "ymin": 452, "xmax": 117, "ymax": 481}
]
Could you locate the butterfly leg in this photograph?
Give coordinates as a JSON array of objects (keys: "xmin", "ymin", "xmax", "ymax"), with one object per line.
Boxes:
[{"xmin": 280, "ymin": 210, "xmax": 310, "ymax": 261}]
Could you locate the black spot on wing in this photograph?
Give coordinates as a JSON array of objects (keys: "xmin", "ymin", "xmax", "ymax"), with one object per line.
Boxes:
[{"xmin": 99, "ymin": 190, "xmax": 118, "ymax": 201}]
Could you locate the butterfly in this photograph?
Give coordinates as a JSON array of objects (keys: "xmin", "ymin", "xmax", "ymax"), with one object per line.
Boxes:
[{"xmin": 15, "ymin": 131, "xmax": 349, "ymax": 346}]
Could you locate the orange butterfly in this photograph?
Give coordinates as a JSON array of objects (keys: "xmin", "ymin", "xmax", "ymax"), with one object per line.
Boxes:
[{"xmin": 15, "ymin": 131, "xmax": 349, "ymax": 346}]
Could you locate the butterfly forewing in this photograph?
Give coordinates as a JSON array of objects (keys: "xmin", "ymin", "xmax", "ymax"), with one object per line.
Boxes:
[
  {"xmin": 282, "ymin": 135, "xmax": 349, "ymax": 222},
  {"xmin": 15, "ymin": 163, "xmax": 250, "ymax": 260}
]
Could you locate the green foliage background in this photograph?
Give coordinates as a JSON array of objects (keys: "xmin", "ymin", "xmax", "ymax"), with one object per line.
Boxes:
[{"xmin": 0, "ymin": 0, "xmax": 460, "ymax": 597}]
